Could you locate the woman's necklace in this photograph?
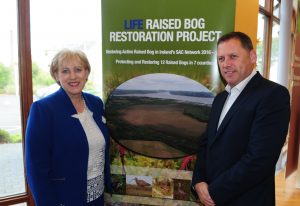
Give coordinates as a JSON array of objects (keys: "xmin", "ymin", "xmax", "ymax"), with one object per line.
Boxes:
[
  {"xmin": 73, "ymin": 96, "xmax": 86, "ymax": 113},
  {"xmin": 82, "ymin": 96, "xmax": 86, "ymax": 110}
]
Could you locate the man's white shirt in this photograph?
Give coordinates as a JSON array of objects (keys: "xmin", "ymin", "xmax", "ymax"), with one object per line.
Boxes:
[{"xmin": 218, "ymin": 70, "xmax": 257, "ymax": 129}]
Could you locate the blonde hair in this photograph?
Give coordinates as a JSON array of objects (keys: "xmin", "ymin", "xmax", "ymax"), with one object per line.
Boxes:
[{"xmin": 50, "ymin": 49, "xmax": 91, "ymax": 84}]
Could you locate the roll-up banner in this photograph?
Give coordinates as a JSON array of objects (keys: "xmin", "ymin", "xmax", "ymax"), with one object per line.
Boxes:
[{"xmin": 102, "ymin": 0, "xmax": 236, "ymax": 205}]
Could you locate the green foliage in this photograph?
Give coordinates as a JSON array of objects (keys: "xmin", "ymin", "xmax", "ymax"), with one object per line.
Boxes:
[
  {"xmin": 110, "ymin": 139, "xmax": 182, "ymax": 169},
  {"xmin": 0, "ymin": 63, "xmax": 12, "ymax": 93},
  {"xmin": 183, "ymin": 104, "xmax": 211, "ymax": 122},
  {"xmin": 0, "ymin": 129, "xmax": 21, "ymax": 143},
  {"xmin": 10, "ymin": 133, "xmax": 22, "ymax": 143},
  {"xmin": 0, "ymin": 129, "xmax": 10, "ymax": 143},
  {"xmin": 32, "ymin": 62, "xmax": 55, "ymax": 92},
  {"xmin": 84, "ymin": 81, "xmax": 99, "ymax": 95},
  {"xmin": 271, "ymin": 37, "xmax": 279, "ymax": 57},
  {"xmin": 256, "ymin": 39, "xmax": 264, "ymax": 72}
]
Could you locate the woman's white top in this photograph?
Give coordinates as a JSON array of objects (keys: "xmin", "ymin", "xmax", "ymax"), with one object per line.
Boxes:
[{"xmin": 72, "ymin": 106, "xmax": 106, "ymax": 203}]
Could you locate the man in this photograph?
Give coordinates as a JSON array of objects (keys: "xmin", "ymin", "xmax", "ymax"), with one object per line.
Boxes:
[{"xmin": 192, "ymin": 31, "xmax": 290, "ymax": 206}]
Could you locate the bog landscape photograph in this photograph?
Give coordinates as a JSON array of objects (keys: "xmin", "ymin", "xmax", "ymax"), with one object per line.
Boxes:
[{"xmin": 105, "ymin": 73, "xmax": 214, "ymax": 159}]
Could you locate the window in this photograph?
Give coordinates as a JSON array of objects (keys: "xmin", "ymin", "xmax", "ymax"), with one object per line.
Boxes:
[
  {"xmin": 256, "ymin": 0, "xmax": 281, "ymax": 80},
  {"xmin": 259, "ymin": 0, "xmax": 266, "ymax": 7},
  {"xmin": 257, "ymin": 13, "xmax": 267, "ymax": 74},
  {"xmin": 0, "ymin": 0, "xmax": 102, "ymax": 205},
  {"xmin": 0, "ymin": 0, "xmax": 26, "ymax": 201},
  {"xmin": 269, "ymin": 22, "xmax": 280, "ymax": 81},
  {"xmin": 273, "ymin": 0, "xmax": 280, "ymax": 18},
  {"xmin": 30, "ymin": 0, "xmax": 102, "ymax": 99}
]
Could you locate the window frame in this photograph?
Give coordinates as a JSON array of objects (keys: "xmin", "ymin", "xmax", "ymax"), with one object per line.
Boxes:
[
  {"xmin": 258, "ymin": 0, "xmax": 280, "ymax": 78},
  {"xmin": 0, "ymin": 0, "xmax": 34, "ymax": 205}
]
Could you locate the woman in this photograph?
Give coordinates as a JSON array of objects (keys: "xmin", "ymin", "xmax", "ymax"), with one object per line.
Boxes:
[{"xmin": 25, "ymin": 49, "xmax": 112, "ymax": 206}]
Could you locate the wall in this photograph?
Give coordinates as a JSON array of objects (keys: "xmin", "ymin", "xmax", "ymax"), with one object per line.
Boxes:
[{"xmin": 235, "ymin": 0, "xmax": 259, "ymax": 48}]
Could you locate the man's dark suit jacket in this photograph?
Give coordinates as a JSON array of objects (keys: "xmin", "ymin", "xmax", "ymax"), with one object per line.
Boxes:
[{"xmin": 192, "ymin": 72, "xmax": 290, "ymax": 206}]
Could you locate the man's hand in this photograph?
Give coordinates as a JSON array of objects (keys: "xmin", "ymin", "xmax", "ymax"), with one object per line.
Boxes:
[{"xmin": 194, "ymin": 182, "xmax": 215, "ymax": 206}]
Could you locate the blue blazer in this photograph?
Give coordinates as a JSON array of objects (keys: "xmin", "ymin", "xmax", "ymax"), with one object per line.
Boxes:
[
  {"xmin": 25, "ymin": 87, "xmax": 112, "ymax": 206},
  {"xmin": 192, "ymin": 72, "xmax": 290, "ymax": 206}
]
